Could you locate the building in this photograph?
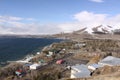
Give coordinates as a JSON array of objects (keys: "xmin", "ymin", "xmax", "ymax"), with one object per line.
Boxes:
[
  {"xmin": 36, "ymin": 52, "xmax": 41, "ymax": 55},
  {"xmin": 98, "ymin": 56, "xmax": 120, "ymax": 66},
  {"xmin": 56, "ymin": 59, "xmax": 64, "ymax": 64},
  {"xmin": 74, "ymin": 43, "xmax": 86, "ymax": 49},
  {"xmin": 15, "ymin": 69, "xmax": 25, "ymax": 77},
  {"xmin": 88, "ymin": 64, "xmax": 102, "ymax": 71},
  {"xmin": 30, "ymin": 63, "xmax": 41, "ymax": 70},
  {"xmin": 49, "ymin": 51, "xmax": 53, "ymax": 55},
  {"xmin": 46, "ymin": 51, "xmax": 53, "ymax": 57},
  {"xmin": 71, "ymin": 64, "xmax": 90, "ymax": 78}
]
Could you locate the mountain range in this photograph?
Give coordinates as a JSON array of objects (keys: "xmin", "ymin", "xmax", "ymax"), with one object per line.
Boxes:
[{"xmin": 73, "ymin": 25, "xmax": 120, "ymax": 34}]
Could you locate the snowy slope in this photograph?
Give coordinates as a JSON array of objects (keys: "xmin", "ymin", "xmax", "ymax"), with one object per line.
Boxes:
[{"xmin": 73, "ymin": 25, "xmax": 117, "ymax": 34}]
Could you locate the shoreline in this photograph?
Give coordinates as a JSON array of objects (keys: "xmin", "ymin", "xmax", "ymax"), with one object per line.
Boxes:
[{"xmin": 0, "ymin": 38, "xmax": 64, "ymax": 67}]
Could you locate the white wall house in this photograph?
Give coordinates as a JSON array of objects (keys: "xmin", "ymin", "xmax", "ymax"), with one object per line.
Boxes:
[
  {"xmin": 74, "ymin": 43, "xmax": 86, "ymax": 48},
  {"xmin": 98, "ymin": 56, "xmax": 120, "ymax": 66},
  {"xmin": 37, "ymin": 52, "xmax": 41, "ymax": 55},
  {"xmin": 88, "ymin": 64, "xmax": 103, "ymax": 71},
  {"xmin": 49, "ymin": 51, "xmax": 53, "ymax": 55},
  {"xmin": 71, "ymin": 64, "xmax": 90, "ymax": 78},
  {"xmin": 30, "ymin": 63, "xmax": 41, "ymax": 70}
]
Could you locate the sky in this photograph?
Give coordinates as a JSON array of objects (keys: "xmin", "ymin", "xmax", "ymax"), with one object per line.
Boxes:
[{"xmin": 0, "ymin": 0, "xmax": 120, "ymax": 34}]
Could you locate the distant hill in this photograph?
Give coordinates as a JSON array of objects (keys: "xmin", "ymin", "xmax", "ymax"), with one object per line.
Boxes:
[{"xmin": 52, "ymin": 25, "xmax": 120, "ymax": 41}]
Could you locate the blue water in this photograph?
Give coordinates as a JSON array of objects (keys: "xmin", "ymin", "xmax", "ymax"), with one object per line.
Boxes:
[{"xmin": 0, "ymin": 38, "xmax": 62, "ymax": 65}]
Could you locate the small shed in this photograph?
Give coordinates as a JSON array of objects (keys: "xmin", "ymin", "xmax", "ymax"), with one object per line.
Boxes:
[
  {"xmin": 36, "ymin": 52, "xmax": 41, "ymax": 55},
  {"xmin": 75, "ymin": 43, "xmax": 86, "ymax": 48},
  {"xmin": 15, "ymin": 70, "xmax": 22, "ymax": 76},
  {"xmin": 62, "ymin": 48, "xmax": 66, "ymax": 51},
  {"xmin": 46, "ymin": 54, "xmax": 52, "ymax": 57},
  {"xmin": 30, "ymin": 63, "xmax": 41, "ymax": 70},
  {"xmin": 49, "ymin": 51, "xmax": 53, "ymax": 55},
  {"xmin": 15, "ymin": 69, "xmax": 25, "ymax": 77},
  {"xmin": 56, "ymin": 60, "xmax": 64, "ymax": 64},
  {"xmin": 88, "ymin": 64, "xmax": 102, "ymax": 71},
  {"xmin": 71, "ymin": 64, "xmax": 90, "ymax": 78},
  {"xmin": 46, "ymin": 51, "xmax": 53, "ymax": 57},
  {"xmin": 98, "ymin": 56, "xmax": 120, "ymax": 66}
]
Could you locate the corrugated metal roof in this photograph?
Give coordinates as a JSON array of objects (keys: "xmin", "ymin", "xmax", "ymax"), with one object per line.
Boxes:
[
  {"xmin": 88, "ymin": 64, "xmax": 102, "ymax": 68},
  {"xmin": 71, "ymin": 64, "xmax": 89, "ymax": 72},
  {"xmin": 98, "ymin": 56, "xmax": 120, "ymax": 66},
  {"xmin": 71, "ymin": 64, "xmax": 90, "ymax": 78}
]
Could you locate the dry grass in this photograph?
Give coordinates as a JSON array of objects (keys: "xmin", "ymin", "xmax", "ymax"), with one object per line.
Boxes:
[{"xmin": 87, "ymin": 55, "xmax": 101, "ymax": 65}]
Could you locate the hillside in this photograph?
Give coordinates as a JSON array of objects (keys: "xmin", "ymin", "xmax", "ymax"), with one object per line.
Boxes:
[{"xmin": 0, "ymin": 28, "xmax": 120, "ymax": 80}]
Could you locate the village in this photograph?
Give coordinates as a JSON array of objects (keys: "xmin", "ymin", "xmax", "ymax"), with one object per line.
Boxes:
[{"xmin": 0, "ymin": 39, "xmax": 120, "ymax": 80}]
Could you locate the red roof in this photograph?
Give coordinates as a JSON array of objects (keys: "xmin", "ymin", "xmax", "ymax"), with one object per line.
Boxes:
[
  {"xmin": 16, "ymin": 69, "xmax": 22, "ymax": 73},
  {"xmin": 56, "ymin": 60, "xmax": 64, "ymax": 64}
]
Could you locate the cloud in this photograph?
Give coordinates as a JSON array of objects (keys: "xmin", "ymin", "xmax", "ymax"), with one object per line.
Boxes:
[
  {"xmin": 0, "ymin": 16, "xmax": 62, "ymax": 34},
  {"xmin": 74, "ymin": 11, "xmax": 107, "ymax": 22},
  {"xmin": 73, "ymin": 11, "xmax": 120, "ymax": 28},
  {"xmin": 0, "ymin": 16, "xmax": 35, "ymax": 23},
  {"xmin": 1, "ymin": 11, "xmax": 120, "ymax": 35},
  {"xmin": 0, "ymin": 16, "xmax": 23, "ymax": 22},
  {"xmin": 57, "ymin": 11, "xmax": 120, "ymax": 33},
  {"xmin": 89, "ymin": 0, "xmax": 104, "ymax": 3}
]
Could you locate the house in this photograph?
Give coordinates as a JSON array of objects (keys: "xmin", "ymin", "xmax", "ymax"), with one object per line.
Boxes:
[
  {"xmin": 71, "ymin": 64, "xmax": 90, "ymax": 78},
  {"xmin": 15, "ymin": 70, "xmax": 22, "ymax": 76},
  {"xmin": 98, "ymin": 56, "xmax": 120, "ymax": 66},
  {"xmin": 36, "ymin": 52, "xmax": 41, "ymax": 55},
  {"xmin": 49, "ymin": 51, "xmax": 53, "ymax": 55},
  {"xmin": 46, "ymin": 51, "xmax": 53, "ymax": 57},
  {"xmin": 75, "ymin": 43, "xmax": 86, "ymax": 47},
  {"xmin": 59, "ymin": 48, "xmax": 66, "ymax": 54},
  {"xmin": 56, "ymin": 59, "xmax": 64, "ymax": 64},
  {"xmin": 30, "ymin": 63, "xmax": 41, "ymax": 70},
  {"xmin": 62, "ymin": 48, "xmax": 66, "ymax": 51},
  {"xmin": 88, "ymin": 64, "xmax": 103, "ymax": 71},
  {"xmin": 15, "ymin": 69, "xmax": 25, "ymax": 77}
]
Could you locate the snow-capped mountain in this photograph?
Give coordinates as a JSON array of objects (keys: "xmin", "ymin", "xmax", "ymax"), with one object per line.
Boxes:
[
  {"xmin": 73, "ymin": 25, "xmax": 118, "ymax": 34},
  {"xmin": 92, "ymin": 25, "xmax": 113, "ymax": 34}
]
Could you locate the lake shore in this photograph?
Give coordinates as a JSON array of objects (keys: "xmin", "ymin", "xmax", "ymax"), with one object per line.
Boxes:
[{"xmin": 0, "ymin": 37, "xmax": 63, "ymax": 67}]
